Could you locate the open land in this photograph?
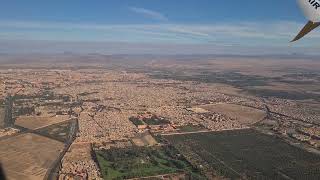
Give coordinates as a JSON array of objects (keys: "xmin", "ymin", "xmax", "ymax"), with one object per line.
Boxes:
[
  {"xmin": 0, "ymin": 54, "xmax": 319, "ymax": 179},
  {"xmin": 0, "ymin": 133, "xmax": 64, "ymax": 180},
  {"xmin": 198, "ymin": 103, "xmax": 267, "ymax": 125},
  {"xmin": 15, "ymin": 115, "xmax": 69, "ymax": 130}
]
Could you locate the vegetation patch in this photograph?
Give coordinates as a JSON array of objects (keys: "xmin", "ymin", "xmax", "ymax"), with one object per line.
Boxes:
[
  {"xmin": 95, "ymin": 146, "xmax": 205, "ymax": 180},
  {"xmin": 129, "ymin": 117, "xmax": 145, "ymax": 126},
  {"xmin": 164, "ymin": 129, "xmax": 320, "ymax": 179},
  {"xmin": 142, "ymin": 115, "xmax": 171, "ymax": 125}
]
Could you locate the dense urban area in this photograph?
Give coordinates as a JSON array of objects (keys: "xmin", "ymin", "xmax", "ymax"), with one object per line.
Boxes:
[{"xmin": 0, "ymin": 54, "xmax": 320, "ymax": 180}]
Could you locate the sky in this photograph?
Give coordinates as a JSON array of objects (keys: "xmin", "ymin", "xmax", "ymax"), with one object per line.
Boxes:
[{"xmin": 0, "ymin": 0, "xmax": 319, "ymax": 55}]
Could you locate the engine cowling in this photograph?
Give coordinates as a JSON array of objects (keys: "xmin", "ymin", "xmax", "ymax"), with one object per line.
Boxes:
[{"xmin": 298, "ymin": 0, "xmax": 320, "ymax": 22}]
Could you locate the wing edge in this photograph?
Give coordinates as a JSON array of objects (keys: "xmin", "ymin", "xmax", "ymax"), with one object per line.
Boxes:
[{"xmin": 291, "ymin": 21, "xmax": 320, "ymax": 42}]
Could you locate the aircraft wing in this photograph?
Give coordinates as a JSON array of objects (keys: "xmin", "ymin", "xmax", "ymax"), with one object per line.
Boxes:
[{"xmin": 291, "ymin": 21, "xmax": 320, "ymax": 42}]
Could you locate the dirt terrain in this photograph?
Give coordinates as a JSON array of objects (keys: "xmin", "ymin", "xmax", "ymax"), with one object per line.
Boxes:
[
  {"xmin": 199, "ymin": 103, "xmax": 267, "ymax": 125},
  {"xmin": 0, "ymin": 133, "xmax": 64, "ymax": 180},
  {"xmin": 15, "ymin": 115, "xmax": 69, "ymax": 130}
]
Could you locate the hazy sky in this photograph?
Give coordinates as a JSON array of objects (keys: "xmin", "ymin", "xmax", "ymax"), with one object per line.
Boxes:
[{"xmin": 0, "ymin": 0, "xmax": 319, "ymax": 55}]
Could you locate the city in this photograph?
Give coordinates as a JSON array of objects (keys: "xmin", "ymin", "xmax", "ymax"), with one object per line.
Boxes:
[{"xmin": 0, "ymin": 54, "xmax": 320, "ymax": 179}]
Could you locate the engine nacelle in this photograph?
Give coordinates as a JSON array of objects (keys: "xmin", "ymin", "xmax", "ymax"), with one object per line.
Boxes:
[{"xmin": 298, "ymin": 0, "xmax": 320, "ymax": 22}]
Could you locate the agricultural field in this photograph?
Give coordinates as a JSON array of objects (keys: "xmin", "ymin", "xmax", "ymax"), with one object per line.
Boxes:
[
  {"xmin": 164, "ymin": 129, "xmax": 320, "ymax": 179},
  {"xmin": 35, "ymin": 119, "xmax": 77, "ymax": 143},
  {"xmin": 15, "ymin": 115, "xmax": 69, "ymax": 130},
  {"xmin": 95, "ymin": 146, "xmax": 205, "ymax": 180},
  {"xmin": 199, "ymin": 103, "xmax": 267, "ymax": 125},
  {"xmin": 0, "ymin": 133, "xmax": 64, "ymax": 180}
]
